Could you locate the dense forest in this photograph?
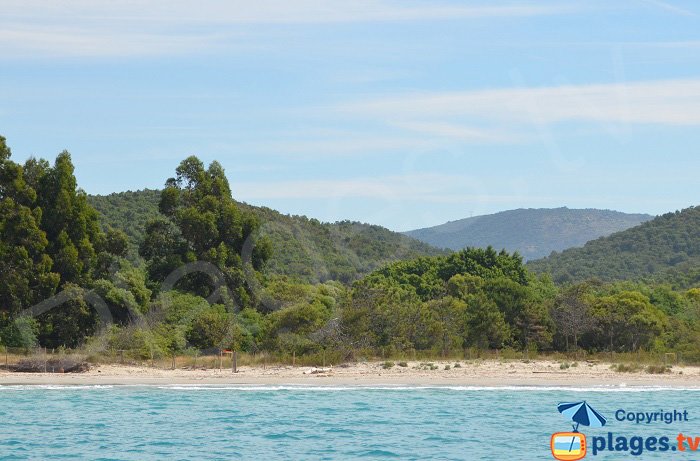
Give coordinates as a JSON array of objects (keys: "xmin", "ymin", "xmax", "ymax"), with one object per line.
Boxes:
[
  {"xmin": 406, "ymin": 207, "xmax": 651, "ymax": 260},
  {"xmin": 89, "ymin": 190, "xmax": 445, "ymax": 283},
  {"xmin": 528, "ymin": 207, "xmax": 700, "ymax": 287},
  {"xmin": 2, "ymin": 136, "xmax": 700, "ymax": 363}
]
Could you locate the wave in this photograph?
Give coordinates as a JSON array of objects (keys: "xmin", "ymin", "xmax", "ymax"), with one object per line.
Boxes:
[
  {"xmin": 2, "ymin": 384, "xmax": 700, "ymax": 392},
  {"xmin": 0, "ymin": 385, "xmax": 115, "ymax": 390},
  {"xmin": 156, "ymin": 384, "xmax": 700, "ymax": 392}
]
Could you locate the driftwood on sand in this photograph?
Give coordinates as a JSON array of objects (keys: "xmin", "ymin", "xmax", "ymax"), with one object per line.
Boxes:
[{"xmin": 4, "ymin": 358, "xmax": 90, "ymax": 373}]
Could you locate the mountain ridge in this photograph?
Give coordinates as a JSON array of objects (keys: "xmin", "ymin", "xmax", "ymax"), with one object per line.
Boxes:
[
  {"xmin": 405, "ymin": 207, "xmax": 653, "ymax": 260},
  {"xmin": 528, "ymin": 206, "xmax": 700, "ymax": 287},
  {"xmin": 87, "ymin": 189, "xmax": 447, "ymax": 284}
]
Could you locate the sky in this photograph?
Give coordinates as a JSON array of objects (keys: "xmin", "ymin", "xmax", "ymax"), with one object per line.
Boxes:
[{"xmin": 2, "ymin": 0, "xmax": 700, "ymax": 231}]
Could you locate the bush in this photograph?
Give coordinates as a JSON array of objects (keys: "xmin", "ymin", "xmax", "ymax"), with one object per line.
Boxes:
[
  {"xmin": 1, "ymin": 317, "xmax": 39, "ymax": 349},
  {"xmin": 382, "ymin": 361, "xmax": 395, "ymax": 369},
  {"xmin": 612, "ymin": 363, "xmax": 643, "ymax": 373},
  {"xmin": 398, "ymin": 361, "xmax": 408, "ymax": 367},
  {"xmin": 646, "ymin": 364, "xmax": 671, "ymax": 374}
]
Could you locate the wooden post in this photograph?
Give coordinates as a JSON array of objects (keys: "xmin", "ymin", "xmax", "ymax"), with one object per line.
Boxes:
[
  {"xmin": 193, "ymin": 352, "xmax": 198, "ymax": 369},
  {"xmin": 323, "ymin": 349, "xmax": 326, "ymax": 368},
  {"xmin": 232, "ymin": 350, "xmax": 237, "ymax": 374},
  {"xmin": 292, "ymin": 351, "xmax": 296, "ymax": 367},
  {"xmin": 5, "ymin": 349, "xmax": 8, "ymax": 369},
  {"xmin": 219, "ymin": 350, "xmax": 223, "ymax": 371},
  {"xmin": 172, "ymin": 354, "xmax": 176, "ymax": 370},
  {"xmin": 118, "ymin": 350, "xmax": 125, "ymax": 364}
]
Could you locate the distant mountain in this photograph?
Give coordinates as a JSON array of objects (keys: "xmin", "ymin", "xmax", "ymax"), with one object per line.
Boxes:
[
  {"xmin": 528, "ymin": 206, "xmax": 700, "ymax": 287},
  {"xmin": 88, "ymin": 190, "xmax": 446, "ymax": 283},
  {"xmin": 405, "ymin": 208, "xmax": 652, "ymax": 261}
]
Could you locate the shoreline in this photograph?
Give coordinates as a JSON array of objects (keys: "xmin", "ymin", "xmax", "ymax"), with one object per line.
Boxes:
[{"xmin": 1, "ymin": 360, "xmax": 699, "ymax": 388}]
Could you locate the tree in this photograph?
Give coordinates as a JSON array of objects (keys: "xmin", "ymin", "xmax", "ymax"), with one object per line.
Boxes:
[
  {"xmin": 551, "ymin": 284, "xmax": 596, "ymax": 351},
  {"xmin": 141, "ymin": 156, "xmax": 270, "ymax": 309},
  {"xmin": 591, "ymin": 291, "xmax": 667, "ymax": 352},
  {"xmin": 35, "ymin": 151, "xmax": 105, "ymax": 286},
  {"xmin": 484, "ymin": 277, "xmax": 551, "ymax": 350},
  {"xmin": 421, "ymin": 297, "xmax": 467, "ymax": 355},
  {"xmin": 0, "ymin": 139, "xmax": 59, "ymax": 322},
  {"xmin": 187, "ymin": 304, "xmax": 234, "ymax": 350},
  {"xmin": 464, "ymin": 293, "xmax": 509, "ymax": 349}
]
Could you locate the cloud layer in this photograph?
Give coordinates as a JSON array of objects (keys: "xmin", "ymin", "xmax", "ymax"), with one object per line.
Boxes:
[{"xmin": 2, "ymin": 1, "xmax": 577, "ymax": 57}]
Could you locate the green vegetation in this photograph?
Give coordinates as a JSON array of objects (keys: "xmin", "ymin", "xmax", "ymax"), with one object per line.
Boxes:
[
  {"xmin": 0, "ymin": 136, "xmax": 129, "ymax": 348},
  {"xmin": 3, "ymin": 136, "xmax": 700, "ymax": 366},
  {"xmin": 406, "ymin": 207, "xmax": 651, "ymax": 260},
  {"xmin": 89, "ymin": 190, "xmax": 445, "ymax": 283},
  {"xmin": 88, "ymin": 189, "xmax": 161, "ymax": 260},
  {"xmin": 529, "ymin": 207, "xmax": 700, "ymax": 287}
]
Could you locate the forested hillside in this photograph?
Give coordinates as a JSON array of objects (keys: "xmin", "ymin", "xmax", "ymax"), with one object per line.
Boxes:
[
  {"xmin": 528, "ymin": 207, "xmax": 700, "ymax": 287},
  {"xmin": 4, "ymin": 136, "xmax": 700, "ymax": 363},
  {"xmin": 406, "ymin": 208, "xmax": 651, "ymax": 260},
  {"xmin": 89, "ymin": 190, "xmax": 445, "ymax": 283}
]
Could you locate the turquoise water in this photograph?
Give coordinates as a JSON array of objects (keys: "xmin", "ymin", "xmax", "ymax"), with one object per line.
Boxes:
[{"xmin": 1, "ymin": 385, "xmax": 699, "ymax": 460}]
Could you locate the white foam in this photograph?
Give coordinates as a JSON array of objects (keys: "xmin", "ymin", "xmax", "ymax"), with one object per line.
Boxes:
[
  {"xmin": 0, "ymin": 384, "xmax": 115, "ymax": 390},
  {"xmin": 152, "ymin": 385, "xmax": 700, "ymax": 392},
  {"xmin": 2, "ymin": 384, "xmax": 699, "ymax": 392}
]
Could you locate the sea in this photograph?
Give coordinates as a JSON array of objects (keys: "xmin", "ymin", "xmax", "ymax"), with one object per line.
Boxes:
[{"xmin": 0, "ymin": 385, "xmax": 698, "ymax": 460}]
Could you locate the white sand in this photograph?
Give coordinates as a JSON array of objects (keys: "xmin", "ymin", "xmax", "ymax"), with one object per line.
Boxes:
[{"xmin": 1, "ymin": 360, "xmax": 698, "ymax": 387}]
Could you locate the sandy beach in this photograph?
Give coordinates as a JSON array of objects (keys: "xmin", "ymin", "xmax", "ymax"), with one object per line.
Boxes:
[{"xmin": 1, "ymin": 360, "xmax": 698, "ymax": 387}]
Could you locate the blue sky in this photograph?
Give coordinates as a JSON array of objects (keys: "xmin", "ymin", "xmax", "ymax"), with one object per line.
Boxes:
[{"xmin": 2, "ymin": 0, "xmax": 700, "ymax": 231}]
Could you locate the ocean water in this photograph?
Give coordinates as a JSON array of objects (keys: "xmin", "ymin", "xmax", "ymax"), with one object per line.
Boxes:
[{"xmin": 0, "ymin": 385, "xmax": 699, "ymax": 460}]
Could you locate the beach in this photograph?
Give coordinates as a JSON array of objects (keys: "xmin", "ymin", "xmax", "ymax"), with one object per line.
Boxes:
[{"xmin": 1, "ymin": 359, "xmax": 698, "ymax": 387}]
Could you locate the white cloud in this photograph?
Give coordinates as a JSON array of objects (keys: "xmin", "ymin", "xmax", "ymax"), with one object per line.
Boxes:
[
  {"xmin": 0, "ymin": 27, "xmax": 231, "ymax": 58},
  {"xmin": 0, "ymin": 1, "xmax": 579, "ymax": 57},
  {"xmin": 389, "ymin": 121, "xmax": 512, "ymax": 141},
  {"xmin": 3, "ymin": 1, "xmax": 576, "ymax": 25},
  {"xmin": 234, "ymin": 174, "xmax": 457, "ymax": 201},
  {"xmin": 234, "ymin": 173, "xmax": 540, "ymax": 204},
  {"xmin": 339, "ymin": 79, "xmax": 700, "ymax": 126},
  {"xmin": 639, "ymin": 0, "xmax": 697, "ymax": 17}
]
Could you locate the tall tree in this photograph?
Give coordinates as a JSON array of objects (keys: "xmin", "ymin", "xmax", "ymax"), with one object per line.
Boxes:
[
  {"xmin": 141, "ymin": 156, "xmax": 271, "ymax": 308},
  {"xmin": 0, "ymin": 137, "xmax": 59, "ymax": 322},
  {"xmin": 551, "ymin": 284, "xmax": 595, "ymax": 351}
]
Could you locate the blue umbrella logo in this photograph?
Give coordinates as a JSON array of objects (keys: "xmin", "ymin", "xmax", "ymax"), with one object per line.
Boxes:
[
  {"xmin": 558, "ymin": 401, "xmax": 607, "ymax": 433},
  {"xmin": 554, "ymin": 401, "xmax": 606, "ymax": 456}
]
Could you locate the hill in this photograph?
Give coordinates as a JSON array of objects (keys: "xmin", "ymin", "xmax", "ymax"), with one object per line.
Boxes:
[
  {"xmin": 528, "ymin": 206, "xmax": 700, "ymax": 286},
  {"xmin": 405, "ymin": 208, "xmax": 652, "ymax": 260},
  {"xmin": 88, "ymin": 190, "xmax": 446, "ymax": 283}
]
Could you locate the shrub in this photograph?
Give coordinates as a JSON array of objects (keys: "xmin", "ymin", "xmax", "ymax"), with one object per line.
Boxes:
[
  {"xmin": 646, "ymin": 364, "xmax": 671, "ymax": 374},
  {"xmin": 398, "ymin": 361, "xmax": 408, "ymax": 367},
  {"xmin": 612, "ymin": 363, "xmax": 642, "ymax": 373},
  {"xmin": 382, "ymin": 361, "xmax": 395, "ymax": 369}
]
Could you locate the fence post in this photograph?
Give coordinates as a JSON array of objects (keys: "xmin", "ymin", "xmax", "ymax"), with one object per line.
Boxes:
[
  {"xmin": 44, "ymin": 347, "xmax": 47, "ymax": 373},
  {"xmin": 232, "ymin": 350, "xmax": 237, "ymax": 374},
  {"xmin": 292, "ymin": 351, "xmax": 296, "ymax": 367}
]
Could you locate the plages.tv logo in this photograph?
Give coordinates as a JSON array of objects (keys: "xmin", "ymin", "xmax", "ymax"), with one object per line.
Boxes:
[{"xmin": 551, "ymin": 401, "xmax": 607, "ymax": 460}]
